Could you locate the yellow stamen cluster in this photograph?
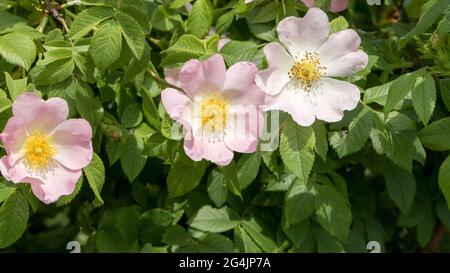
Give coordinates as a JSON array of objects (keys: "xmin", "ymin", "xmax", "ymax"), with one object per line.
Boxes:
[
  {"xmin": 23, "ymin": 131, "xmax": 57, "ymax": 172},
  {"xmin": 201, "ymin": 95, "xmax": 228, "ymax": 133},
  {"xmin": 289, "ymin": 52, "xmax": 326, "ymax": 91}
]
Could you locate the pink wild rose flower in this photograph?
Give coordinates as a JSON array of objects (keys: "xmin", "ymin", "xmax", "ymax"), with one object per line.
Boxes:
[
  {"xmin": 0, "ymin": 93, "xmax": 93, "ymax": 204},
  {"xmin": 256, "ymin": 8, "xmax": 368, "ymax": 126},
  {"xmin": 301, "ymin": 0, "xmax": 348, "ymax": 12},
  {"xmin": 161, "ymin": 54, "xmax": 265, "ymax": 166}
]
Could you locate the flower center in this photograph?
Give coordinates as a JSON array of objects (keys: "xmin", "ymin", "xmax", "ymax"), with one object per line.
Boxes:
[
  {"xmin": 23, "ymin": 131, "xmax": 57, "ymax": 172},
  {"xmin": 289, "ymin": 52, "xmax": 326, "ymax": 91},
  {"xmin": 201, "ymin": 95, "xmax": 228, "ymax": 133}
]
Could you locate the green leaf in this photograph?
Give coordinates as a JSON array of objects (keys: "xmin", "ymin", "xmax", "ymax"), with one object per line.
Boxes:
[
  {"xmin": 167, "ymin": 160, "xmax": 207, "ymax": 198},
  {"xmin": 121, "ymin": 103, "xmax": 143, "ymax": 128},
  {"xmin": 83, "ymin": 153, "xmax": 105, "ymax": 207},
  {"xmin": 241, "ymin": 216, "xmax": 277, "ymax": 253},
  {"xmin": 364, "ymin": 81, "xmax": 392, "ymax": 106},
  {"xmin": 235, "ymin": 226, "xmax": 262, "ymax": 253},
  {"xmin": 418, "ymin": 117, "xmax": 450, "ymax": 151},
  {"xmin": 283, "ymin": 220, "xmax": 311, "ymax": 249},
  {"xmin": 0, "ymin": 191, "xmax": 29, "ymax": 248},
  {"xmin": 187, "ymin": 0, "xmax": 214, "ymax": 38},
  {"xmin": 401, "ymin": 0, "xmax": 450, "ymax": 43},
  {"xmin": 197, "ymin": 233, "xmax": 234, "ymax": 252},
  {"xmin": 252, "ymin": 2, "xmax": 278, "ymax": 24},
  {"xmin": 314, "ymin": 228, "xmax": 346, "ymax": 253},
  {"xmin": 312, "ymin": 121, "xmax": 328, "ymax": 161},
  {"xmin": 140, "ymin": 209, "xmax": 174, "ymax": 244},
  {"xmin": 30, "ymin": 58, "xmax": 75, "ymax": 86},
  {"xmin": 170, "ymin": 0, "xmax": 194, "ymax": 9},
  {"xmin": 314, "ymin": 184, "xmax": 352, "ymax": 242},
  {"xmin": 70, "ymin": 7, "xmax": 114, "ymax": 40},
  {"xmin": 216, "ymin": 11, "xmax": 235, "ymax": 35},
  {"xmin": 115, "ymin": 11, "xmax": 145, "ymax": 59},
  {"xmin": 384, "ymin": 72, "xmax": 417, "ymax": 118},
  {"xmin": 220, "ymin": 41, "xmax": 259, "ymax": 66},
  {"xmin": 279, "ymin": 119, "xmax": 315, "ymax": 182},
  {"xmin": 220, "ymin": 160, "xmax": 242, "ymax": 198},
  {"xmin": 237, "ymin": 153, "xmax": 261, "ymax": 190},
  {"xmin": 0, "ymin": 97, "xmax": 12, "ymax": 115},
  {"xmin": 4, "ymin": 72, "xmax": 26, "ymax": 100},
  {"xmin": 384, "ymin": 164, "xmax": 416, "ymax": 213},
  {"xmin": 0, "ymin": 32, "xmax": 36, "ymax": 70},
  {"xmin": 411, "ymin": 73, "xmax": 436, "ymax": 125},
  {"xmin": 440, "ymin": 79, "xmax": 450, "ymax": 112},
  {"xmin": 161, "ymin": 34, "xmax": 217, "ymax": 67},
  {"xmin": 89, "ymin": 20, "xmax": 122, "ymax": 70},
  {"xmin": 329, "ymin": 104, "xmax": 374, "ymax": 158},
  {"xmin": 121, "ymin": 133, "xmax": 147, "ymax": 182},
  {"xmin": 207, "ymin": 168, "xmax": 227, "ymax": 208},
  {"xmin": 162, "ymin": 225, "xmax": 192, "ymax": 246},
  {"xmin": 122, "ymin": 43, "xmax": 152, "ymax": 83},
  {"xmin": 285, "ymin": 179, "xmax": 315, "ymax": 226},
  {"xmin": 329, "ymin": 16, "xmax": 349, "ymax": 33},
  {"xmin": 439, "ymin": 155, "xmax": 450, "ymax": 208},
  {"xmin": 189, "ymin": 206, "xmax": 240, "ymax": 233},
  {"xmin": 0, "ymin": 180, "xmax": 16, "ymax": 203},
  {"xmin": 75, "ymin": 81, "xmax": 104, "ymax": 134}
]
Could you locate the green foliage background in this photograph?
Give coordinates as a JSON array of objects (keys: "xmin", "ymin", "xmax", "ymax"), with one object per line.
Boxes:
[{"xmin": 1, "ymin": 0, "xmax": 450, "ymax": 253}]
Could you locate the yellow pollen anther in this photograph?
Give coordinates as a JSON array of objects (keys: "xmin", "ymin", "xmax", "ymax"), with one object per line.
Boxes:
[
  {"xmin": 201, "ymin": 95, "xmax": 228, "ymax": 133},
  {"xmin": 289, "ymin": 52, "xmax": 326, "ymax": 91},
  {"xmin": 23, "ymin": 131, "xmax": 57, "ymax": 171}
]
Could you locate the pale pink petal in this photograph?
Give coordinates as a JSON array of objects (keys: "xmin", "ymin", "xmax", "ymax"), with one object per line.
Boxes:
[
  {"xmin": 0, "ymin": 156, "xmax": 14, "ymax": 181},
  {"xmin": 256, "ymin": 43, "xmax": 293, "ymax": 95},
  {"xmin": 0, "ymin": 117, "xmax": 27, "ymax": 165},
  {"xmin": 245, "ymin": 0, "xmax": 255, "ymax": 3},
  {"xmin": 222, "ymin": 62, "xmax": 265, "ymax": 105},
  {"xmin": 277, "ymin": 8, "xmax": 329, "ymax": 54},
  {"xmin": 329, "ymin": 0, "xmax": 348, "ymax": 12},
  {"xmin": 309, "ymin": 77, "xmax": 360, "ymax": 122},
  {"xmin": 224, "ymin": 108, "xmax": 263, "ymax": 153},
  {"xmin": 25, "ymin": 164, "xmax": 81, "ymax": 204},
  {"xmin": 50, "ymin": 119, "xmax": 93, "ymax": 170},
  {"xmin": 300, "ymin": 0, "xmax": 315, "ymax": 8},
  {"xmin": 0, "ymin": 157, "xmax": 29, "ymax": 183},
  {"xmin": 264, "ymin": 83, "xmax": 316, "ymax": 126},
  {"xmin": 183, "ymin": 137, "xmax": 203, "ymax": 162},
  {"xmin": 13, "ymin": 93, "xmax": 69, "ymax": 133},
  {"xmin": 201, "ymin": 139, "xmax": 234, "ymax": 166},
  {"xmin": 179, "ymin": 54, "xmax": 226, "ymax": 99},
  {"xmin": 164, "ymin": 68, "xmax": 181, "ymax": 86},
  {"xmin": 319, "ymin": 29, "xmax": 368, "ymax": 77},
  {"xmin": 161, "ymin": 88, "xmax": 194, "ymax": 130}
]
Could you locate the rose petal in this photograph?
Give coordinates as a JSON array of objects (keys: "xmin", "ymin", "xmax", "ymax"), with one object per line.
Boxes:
[
  {"xmin": 224, "ymin": 107, "xmax": 263, "ymax": 153},
  {"xmin": 0, "ymin": 117, "xmax": 27, "ymax": 166},
  {"xmin": 13, "ymin": 92, "xmax": 68, "ymax": 133},
  {"xmin": 164, "ymin": 68, "xmax": 181, "ymax": 86},
  {"xmin": 264, "ymin": 82, "xmax": 316, "ymax": 126},
  {"xmin": 50, "ymin": 119, "xmax": 93, "ymax": 170},
  {"xmin": 223, "ymin": 62, "xmax": 265, "ymax": 105},
  {"xmin": 255, "ymin": 43, "xmax": 293, "ymax": 96},
  {"xmin": 179, "ymin": 54, "xmax": 226, "ymax": 99},
  {"xmin": 25, "ymin": 164, "xmax": 82, "ymax": 204},
  {"xmin": 309, "ymin": 77, "xmax": 360, "ymax": 122},
  {"xmin": 201, "ymin": 139, "xmax": 234, "ymax": 166},
  {"xmin": 277, "ymin": 8, "xmax": 329, "ymax": 55},
  {"xmin": 319, "ymin": 29, "xmax": 368, "ymax": 77},
  {"xmin": 161, "ymin": 88, "xmax": 194, "ymax": 129},
  {"xmin": 329, "ymin": 0, "xmax": 348, "ymax": 12}
]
